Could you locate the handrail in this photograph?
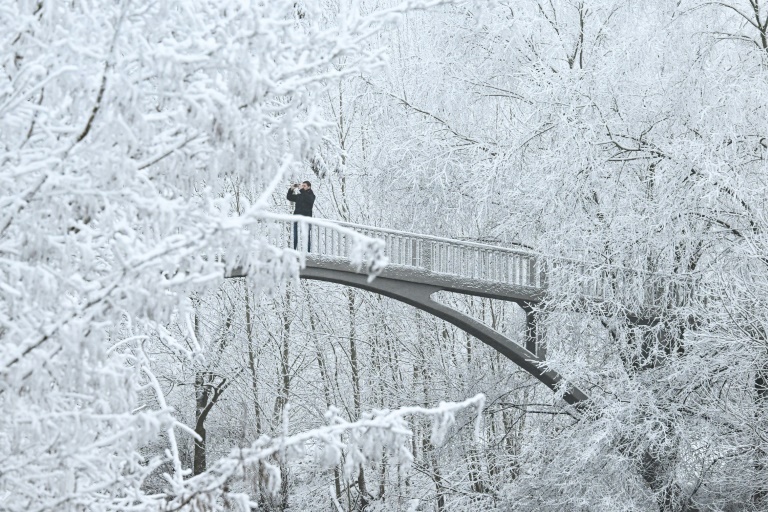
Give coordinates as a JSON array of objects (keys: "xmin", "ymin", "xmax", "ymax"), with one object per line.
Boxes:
[
  {"xmin": 328, "ymin": 220, "xmax": 538, "ymax": 257},
  {"xmin": 266, "ymin": 218, "xmax": 546, "ymax": 289},
  {"xmin": 311, "ymin": 220, "xmax": 698, "ymax": 279}
]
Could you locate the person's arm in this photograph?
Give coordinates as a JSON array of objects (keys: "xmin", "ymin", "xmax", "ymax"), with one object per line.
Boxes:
[{"xmin": 287, "ymin": 187, "xmax": 296, "ymax": 202}]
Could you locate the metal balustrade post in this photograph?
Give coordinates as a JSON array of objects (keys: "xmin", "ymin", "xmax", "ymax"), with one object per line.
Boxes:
[
  {"xmin": 488, "ymin": 250, "xmax": 493, "ymax": 281},
  {"xmin": 320, "ymin": 225, "xmax": 327, "ymax": 255},
  {"xmin": 512, "ymin": 255, "xmax": 521, "ymax": 285},
  {"xmin": 421, "ymin": 241, "xmax": 432, "ymax": 270},
  {"xmin": 527, "ymin": 258, "xmax": 535, "ymax": 287},
  {"xmin": 523, "ymin": 257, "xmax": 529, "ymax": 285},
  {"xmin": 344, "ymin": 232, "xmax": 349, "ymax": 258},
  {"xmin": 297, "ymin": 220, "xmax": 309, "ymax": 252}
]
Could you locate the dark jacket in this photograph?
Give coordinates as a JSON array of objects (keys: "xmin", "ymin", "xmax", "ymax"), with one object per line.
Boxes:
[{"xmin": 287, "ymin": 187, "xmax": 315, "ymax": 216}]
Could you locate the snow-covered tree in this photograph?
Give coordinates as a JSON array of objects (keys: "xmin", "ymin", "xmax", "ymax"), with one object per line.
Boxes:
[
  {"xmin": 326, "ymin": 0, "xmax": 768, "ymax": 509},
  {"xmin": 0, "ymin": 1, "xmax": 478, "ymax": 510}
]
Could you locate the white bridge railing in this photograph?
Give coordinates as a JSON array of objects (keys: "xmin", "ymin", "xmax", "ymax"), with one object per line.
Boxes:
[
  {"xmin": 271, "ymin": 219, "xmax": 546, "ymax": 289},
  {"xmin": 258, "ymin": 219, "xmax": 696, "ymax": 310}
]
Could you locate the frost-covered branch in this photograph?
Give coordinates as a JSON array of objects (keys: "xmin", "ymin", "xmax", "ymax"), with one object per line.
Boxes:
[
  {"xmin": 0, "ymin": 0, "xmax": 446, "ymax": 509},
  {"xmin": 163, "ymin": 395, "xmax": 485, "ymax": 511}
]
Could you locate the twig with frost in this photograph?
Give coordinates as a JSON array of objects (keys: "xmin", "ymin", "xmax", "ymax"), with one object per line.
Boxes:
[{"xmin": 163, "ymin": 394, "xmax": 485, "ymax": 512}]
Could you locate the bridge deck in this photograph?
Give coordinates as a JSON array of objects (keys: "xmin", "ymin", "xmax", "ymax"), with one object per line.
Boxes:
[{"xmin": 304, "ymin": 255, "xmax": 544, "ymax": 304}]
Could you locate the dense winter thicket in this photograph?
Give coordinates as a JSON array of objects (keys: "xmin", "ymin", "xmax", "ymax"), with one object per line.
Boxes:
[
  {"xmin": 0, "ymin": 1, "xmax": 452, "ymax": 510},
  {"xmin": 334, "ymin": 1, "xmax": 768, "ymax": 510},
  {"xmin": 3, "ymin": 0, "xmax": 768, "ymax": 511}
]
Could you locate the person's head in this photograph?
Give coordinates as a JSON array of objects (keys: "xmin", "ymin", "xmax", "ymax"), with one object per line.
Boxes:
[{"xmin": 301, "ymin": 181, "xmax": 311, "ymax": 190}]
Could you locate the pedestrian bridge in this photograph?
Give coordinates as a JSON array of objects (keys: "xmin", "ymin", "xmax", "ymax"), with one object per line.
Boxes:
[{"xmin": 230, "ymin": 219, "xmax": 695, "ymax": 406}]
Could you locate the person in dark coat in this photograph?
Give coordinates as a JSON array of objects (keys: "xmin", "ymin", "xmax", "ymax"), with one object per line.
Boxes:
[{"xmin": 287, "ymin": 181, "xmax": 315, "ymax": 250}]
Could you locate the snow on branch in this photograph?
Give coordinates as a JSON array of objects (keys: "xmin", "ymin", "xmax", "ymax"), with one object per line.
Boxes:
[
  {"xmin": 163, "ymin": 395, "xmax": 485, "ymax": 512},
  {"xmin": 0, "ymin": 0, "xmax": 452, "ymax": 510}
]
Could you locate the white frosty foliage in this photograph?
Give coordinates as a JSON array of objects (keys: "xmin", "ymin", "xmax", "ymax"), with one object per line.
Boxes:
[
  {"xmin": 165, "ymin": 395, "xmax": 485, "ymax": 511},
  {"xmin": 0, "ymin": 0, "xmax": 450, "ymax": 510}
]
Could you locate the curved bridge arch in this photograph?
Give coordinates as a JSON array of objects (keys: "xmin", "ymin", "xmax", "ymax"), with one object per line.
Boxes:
[
  {"xmin": 230, "ymin": 254, "xmax": 587, "ymax": 405},
  {"xmin": 297, "ymin": 265, "xmax": 588, "ymax": 406}
]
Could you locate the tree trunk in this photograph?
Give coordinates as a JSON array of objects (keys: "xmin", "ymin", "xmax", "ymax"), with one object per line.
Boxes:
[
  {"xmin": 273, "ymin": 289, "xmax": 292, "ymax": 425},
  {"xmin": 273, "ymin": 289, "xmax": 292, "ymax": 511},
  {"xmin": 347, "ymin": 289, "xmax": 369, "ymax": 509},
  {"xmin": 193, "ymin": 369, "xmax": 208, "ymax": 476},
  {"xmin": 417, "ymin": 312, "xmax": 445, "ymax": 512},
  {"xmin": 244, "ymin": 283, "xmax": 262, "ymax": 436},
  {"xmin": 308, "ymin": 300, "xmax": 342, "ymax": 503}
]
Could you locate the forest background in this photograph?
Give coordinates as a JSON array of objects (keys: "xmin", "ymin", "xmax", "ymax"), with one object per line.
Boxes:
[{"xmin": 2, "ymin": 0, "xmax": 768, "ymax": 511}]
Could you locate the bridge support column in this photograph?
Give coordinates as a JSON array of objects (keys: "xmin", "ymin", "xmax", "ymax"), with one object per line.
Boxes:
[{"xmin": 523, "ymin": 305, "xmax": 545, "ymax": 359}]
